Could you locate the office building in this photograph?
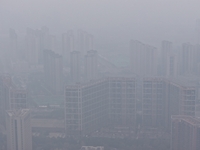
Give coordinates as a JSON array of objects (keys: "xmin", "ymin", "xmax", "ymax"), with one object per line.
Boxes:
[
  {"xmin": 44, "ymin": 50, "xmax": 63, "ymax": 94},
  {"xmin": 142, "ymin": 77, "xmax": 196, "ymax": 129},
  {"xmin": 167, "ymin": 79, "xmax": 196, "ymax": 129},
  {"xmin": 171, "ymin": 115, "xmax": 200, "ymax": 150},
  {"xmin": 65, "ymin": 79, "xmax": 109, "ymax": 136},
  {"xmin": 142, "ymin": 78, "xmax": 168, "ymax": 127},
  {"xmin": 65, "ymin": 77, "xmax": 137, "ymax": 136},
  {"xmin": 6, "ymin": 109, "xmax": 32, "ymax": 150},
  {"xmin": 85, "ymin": 50, "xmax": 98, "ymax": 81},
  {"xmin": 70, "ymin": 51, "xmax": 81, "ymax": 83},
  {"xmin": 108, "ymin": 77, "xmax": 137, "ymax": 127}
]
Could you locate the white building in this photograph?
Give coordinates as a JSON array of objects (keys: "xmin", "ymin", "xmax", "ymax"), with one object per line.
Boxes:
[{"xmin": 6, "ymin": 109, "xmax": 32, "ymax": 150}]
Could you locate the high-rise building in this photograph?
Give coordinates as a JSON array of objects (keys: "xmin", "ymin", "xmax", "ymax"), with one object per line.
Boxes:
[
  {"xmin": 142, "ymin": 77, "xmax": 196, "ymax": 129},
  {"xmin": 65, "ymin": 79, "xmax": 109, "ymax": 136},
  {"xmin": 171, "ymin": 115, "xmax": 200, "ymax": 150},
  {"xmin": 196, "ymin": 19, "xmax": 200, "ymax": 44},
  {"xmin": 70, "ymin": 51, "xmax": 81, "ymax": 83},
  {"xmin": 85, "ymin": 50, "xmax": 98, "ymax": 81},
  {"xmin": 180, "ymin": 43, "xmax": 195, "ymax": 75},
  {"xmin": 166, "ymin": 54, "xmax": 178, "ymax": 77},
  {"xmin": 64, "ymin": 77, "xmax": 137, "ymax": 136},
  {"xmin": 167, "ymin": 79, "xmax": 196, "ymax": 127},
  {"xmin": 6, "ymin": 109, "xmax": 32, "ymax": 150},
  {"xmin": 9, "ymin": 29, "xmax": 18, "ymax": 60},
  {"xmin": 62, "ymin": 30, "xmax": 75, "ymax": 66},
  {"xmin": 25, "ymin": 28, "xmax": 40, "ymax": 65},
  {"xmin": 44, "ymin": 50, "xmax": 63, "ymax": 94},
  {"xmin": 108, "ymin": 77, "xmax": 137, "ymax": 127},
  {"xmin": 0, "ymin": 75, "xmax": 28, "ymax": 128},
  {"xmin": 161, "ymin": 41, "xmax": 174, "ymax": 76},
  {"xmin": 78, "ymin": 30, "xmax": 94, "ymax": 55},
  {"xmin": 129, "ymin": 40, "xmax": 157, "ymax": 76},
  {"xmin": 142, "ymin": 78, "xmax": 168, "ymax": 127}
]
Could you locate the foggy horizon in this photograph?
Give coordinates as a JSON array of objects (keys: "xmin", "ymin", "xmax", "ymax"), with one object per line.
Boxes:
[
  {"xmin": 1, "ymin": 1, "xmax": 200, "ymax": 150},
  {"xmin": 1, "ymin": 0, "xmax": 200, "ymax": 45}
]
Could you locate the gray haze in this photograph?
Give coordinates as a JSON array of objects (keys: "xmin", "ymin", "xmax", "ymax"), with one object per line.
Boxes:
[
  {"xmin": 1, "ymin": 0, "xmax": 200, "ymax": 44},
  {"xmin": 2, "ymin": 1, "xmax": 200, "ymax": 150}
]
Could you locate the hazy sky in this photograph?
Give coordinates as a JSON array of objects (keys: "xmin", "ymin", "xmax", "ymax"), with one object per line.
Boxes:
[{"xmin": 1, "ymin": 0, "xmax": 200, "ymax": 44}]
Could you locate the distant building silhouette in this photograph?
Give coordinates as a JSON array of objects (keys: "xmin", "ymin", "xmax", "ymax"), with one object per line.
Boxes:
[
  {"xmin": 70, "ymin": 51, "xmax": 81, "ymax": 83},
  {"xmin": 9, "ymin": 29, "xmax": 18, "ymax": 60},
  {"xmin": 130, "ymin": 40, "xmax": 157, "ymax": 76},
  {"xmin": 78, "ymin": 30, "xmax": 94, "ymax": 55},
  {"xmin": 62, "ymin": 30, "xmax": 75, "ymax": 66},
  {"xmin": 43, "ymin": 50, "xmax": 63, "ymax": 94},
  {"xmin": 85, "ymin": 50, "xmax": 98, "ymax": 81},
  {"xmin": 161, "ymin": 41, "xmax": 178, "ymax": 77}
]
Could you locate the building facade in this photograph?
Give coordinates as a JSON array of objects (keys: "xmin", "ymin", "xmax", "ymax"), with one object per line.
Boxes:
[
  {"xmin": 171, "ymin": 115, "xmax": 200, "ymax": 150},
  {"xmin": 6, "ymin": 109, "xmax": 32, "ymax": 150}
]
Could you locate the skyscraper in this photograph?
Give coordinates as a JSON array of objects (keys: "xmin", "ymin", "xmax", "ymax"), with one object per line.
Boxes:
[
  {"xmin": 180, "ymin": 43, "xmax": 195, "ymax": 75},
  {"xmin": 6, "ymin": 109, "xmax": 32, "ymax": 150},
  {"xmin": 43, "ymin": 50, "xmax": 63, "ymax": 94},
  {"xmin": 85, "ymin": 50, "xmax": 98, "ymax": 81},
  {"xmin": 25, "ymin": 28, "xmax": 40, "ymax": 65},
  {"xmin": 129, "ymin": 40, "xmax": 157, "ymax": 76},
  {"xmin": 78, "ymin": 30, "xmax": 94, "ymax": 55},
  {"xmin": 161, "ymin": 41, "xmax": 173, "ymax": 76},
  {"xmin": 70, "ymin": 51, "xmax": 81, "ymax": 83},
  {"xmin": 196, "ymin": 19, "xmax": 200, "ymax": 44},
  {"xmin": 62, "ymin": 30, "xmax": 75, "ymax": 66}
]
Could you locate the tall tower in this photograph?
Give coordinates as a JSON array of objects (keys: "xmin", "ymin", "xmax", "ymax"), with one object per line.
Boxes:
[
  {"xmin": 196, "ymin": 19, "xmax": 200, "ymax": 44},
  {"xmin": 78, "ymin": 30, "xmax": 94, "ymax": 56},
  {"xmin": 84, "ymin": 50, "xmax": 98, "ymax": 81},
  {"xmin": 70, "ymin": 51, "xmax": 81, "ymax": 83},
  {"xmin": 25, "ymin": 28, "xmax": 40, "ymax": 65},
  {"xmin": 44, "ymin": 50, "xmax": 63, "ymax": 94},
  {"xmin": 6, "ymin": 109, "xmax": 32, "ymax": 150},
  {"xmin": 9, "ymin": 29, "xmax": 18, "ymax": 60},
  {"xmin": 62, "ymin": 30, "xmax": 75, "ymax": 66},
  {"xmin": 180, "ymin": 43, "xmax": 195, "ymax": 75},
  {"xmin": 130, "ymin": 40, "xmax": 157, "ymax": 76},
  {"xmin": 161, "ymin": 41, "xmax": 173, "ymax": 76}
]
